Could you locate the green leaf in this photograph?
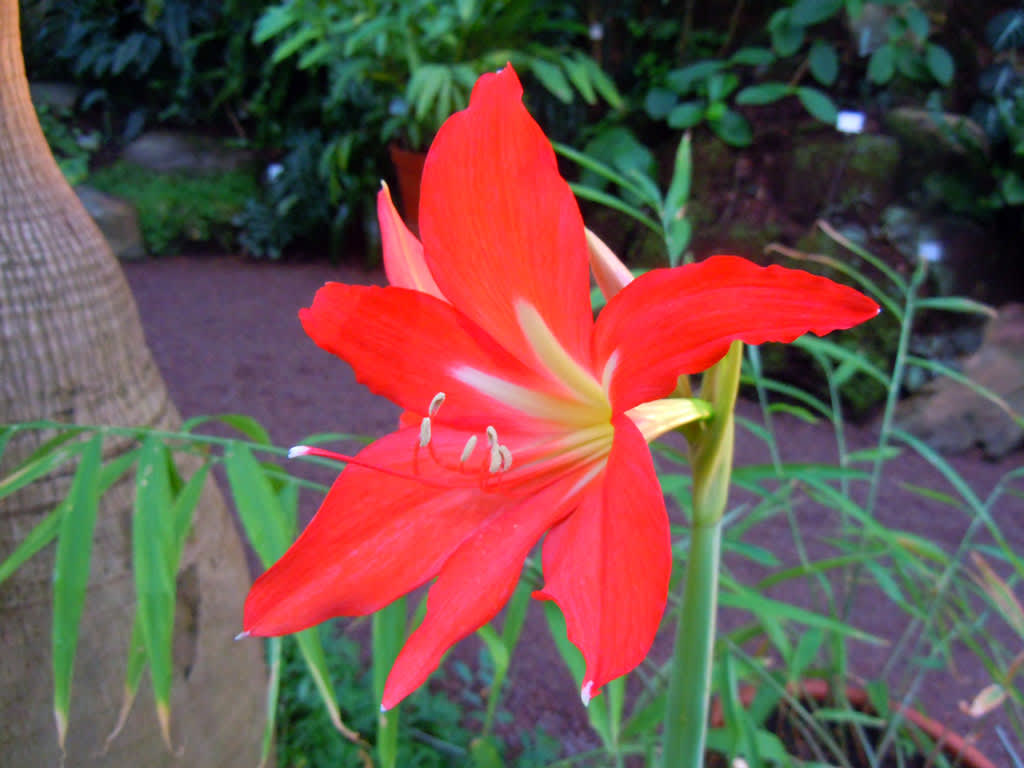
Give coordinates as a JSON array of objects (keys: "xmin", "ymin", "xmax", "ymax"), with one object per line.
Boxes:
[
  {"xmin": 796, "ymin": 86, "xmax": 838, "ymax": 125},
  {"xmin": 666, "ymin": 60, "xmax": 725, "ymax": 94},
  {"xmin": 259, "ymin": 636, "xmax": 283, "ymax": 768},
  {"xmin": 905, "ymin": 7, "xmax": 930, "ymax": 40},
  {"xmin": 528, "ymin": 57, "xmax": 573, "ymax": 104},
  {"xmin": 561, "ymin": 54, "xmax": 597, "ymax": 105},
  {"xmin": 813, "ymin": 708, "xmax": 886, "ymax": 728},
  {"xmin": 180, "ymin": 413, "xmax": 272, "ymax": 444},
  {"xmin": 469, "ymin": 737, "xmax": 505, "ymax": 768},
  {"xmin": 1, "ymin": 446, "xmax": 139, "ymax": 587},
  {"xmin": 735, "ymin": 83, "xmax": 791, "ymax": 105},
  {"xmin": 373, "ymin": 599, "xmax": 405, "ymax": 768},
  {"xmin": 252, "ymin": 5, "xmax": 298, "ymax": 44},
  {"xmin": 0, "ymin": 436, "xmax": 87, "ymax": 502},
  {"xmin": 1000, "ymin": 170, "xmax": 1024, "ymax": 204},
  {"xmin": 790, "ymin": 0, "xmax": 842, "ymax": 26},
  {"xmin": 51, "ymin": 435, "xmax": 103, "ymax": 750},
  {"xmin": 719, "ymin": 582, "xmax": 885, "ymax": 644},
  {"xmin": 926, "ymin": 43, "xmax": 954, "ymax": 86},
  {"xmin": 711, "ymin": 109, "xmax": 753, "ymax": 147},
  {"xmin": 771, "ymin": 18, "xmax": 805, "ymax": 57},
  {"xmin": 104, "ymin": 614, "xmax": 148, "ymax": 751},
  {"xmin": 868, "ymin": 44, "xmax": 895, "ymax": 84},
  {"xmin": 666, "ymin": 218, "xmax": 692, "ymax": 267},
  {"xmin": 577, "ymin": 54, "xmax": 624, "ymax": 109},
  {"xmin": 645, "ymin": 87, "xmax": 678, "ymax": 119},
  {"xmin": 915, "ymin": 296, "xmax": 996, "ymax": 316},
  {"xmin": 270, "ymin": 25, "xmax": 320, "ymax": 65},
  {"xmin": 809, "ymin": 40, "xmax": 839, "ymax": 85},
  {"xmin": 788, "ymin": 628, "xmax": 824, "ymax": 681},
  {"xmin": 295, "ymin": 627, "xmax": 362, "ymax": 742},
  {"xmin": 224, "ymin": 444, "xmax": 295, "ymax": 566},
  {"xmin": 667, "ymin": 101, "xmax": 706, "ymax": 129},
  {"xmin": 476, "ymin": 625, "xmax": 509, "ymax": 678},
  {"xmin": 730, "ymin": 47, "xmax": 775, "ymax": 66},
  {"xmin": 132, "ymin": 436, "xmax": 177, "ymax": 746}
]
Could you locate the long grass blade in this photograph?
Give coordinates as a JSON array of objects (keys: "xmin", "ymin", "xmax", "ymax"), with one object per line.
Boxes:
[
  {"xmin": 51, "ymin": 435, "xmax": 103, "ymax": 751},
  {"xmin": 132, "ymin": 436, "xmax": 177, "ymax": 747},
  {"xmin": 1, "ymin": 447, "xmax": 139, "ymax": 587},
  {"xmin": 259, "ymin": 636, "xmax": 283, "ymax": 768},
  {"xmin": 224, "ymin": 445, "xmax": 360, "ymax": 744}
]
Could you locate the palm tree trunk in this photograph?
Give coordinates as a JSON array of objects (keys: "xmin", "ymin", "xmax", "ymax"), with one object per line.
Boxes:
[{"xmin": 0, "ymin": 2, "xmax": 267, "ymax": 764}]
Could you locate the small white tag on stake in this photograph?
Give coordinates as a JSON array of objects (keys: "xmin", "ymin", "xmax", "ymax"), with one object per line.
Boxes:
[
  {"xmin": 918, "ymin": 240, "xmax": 943, "ymax": 263},
  {"xmin": 836, "ymin": 111, "xmax": 866, "ymax": 134}
]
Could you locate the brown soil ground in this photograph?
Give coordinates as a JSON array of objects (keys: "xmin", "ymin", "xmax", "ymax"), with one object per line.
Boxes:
[{"xmin": 124, "ymin": 254, "xmax": 1022, "ymax": 764}]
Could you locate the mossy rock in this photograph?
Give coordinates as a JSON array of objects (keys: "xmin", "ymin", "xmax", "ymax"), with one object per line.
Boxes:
[
  {"xmin": 88, "ymin": 161, "xmax": 260, "ymax": 255},
  {"xmin": 784, "ymin": 133, "xmax": 901, "ymax": 222}
]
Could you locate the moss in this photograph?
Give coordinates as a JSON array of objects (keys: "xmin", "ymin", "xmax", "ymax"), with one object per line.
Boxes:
[{"xmin": 88, "ymin": 161, "xmax": 259, "ymax": 256}]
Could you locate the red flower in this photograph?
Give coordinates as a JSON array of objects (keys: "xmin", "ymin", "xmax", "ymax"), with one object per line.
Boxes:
[{"xmin": 243, "ymin": 66, "xmax": 878, "ymax": 710}]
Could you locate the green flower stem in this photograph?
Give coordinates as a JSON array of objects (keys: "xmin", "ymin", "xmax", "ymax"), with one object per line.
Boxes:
[
  {"xmin": 662, "ymin": 342, "xmax": 743, "ymax": 768},
  {"xmin": 662, "ymin": 520, "xmax": 722, "ymax": 768},
  {"xmin": 372, "ymin": 598, "xmax": 406, "ymax": 768}
]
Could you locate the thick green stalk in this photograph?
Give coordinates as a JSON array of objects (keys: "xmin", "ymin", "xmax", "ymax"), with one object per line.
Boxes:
[
  {"xmin": 661, "ymin": 342, "xmax": 742, "ymax": 768},
  {"xmin": 661, "ymin": 520, "xmax": 722, "ymax": 768},
  {"xmin": 372, "ymin": 598, "xmax": 406, "ymax": 768}
]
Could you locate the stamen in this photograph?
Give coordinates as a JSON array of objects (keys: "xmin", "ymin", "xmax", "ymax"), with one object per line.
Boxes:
[
  {"xmin": 486, "ymin": 425, "xmax": 498, "ymax": 448},
  {"xmin": 286, "ymin": 444, "xmax": 450, "ymax": 488},
  {"xmin": 419, "ymin": 417, "xmax": 432, "ymax": 447},
  {"xmin": 488, "ymin": 443, "xmax": 502, "ymax": 474},
  {"xmin": 459, "ymin": 435, "xmax": 478, "ymax": 465},
  {"xmin": 498, "ymin": 445, "xmax": 513, "ymax": 471},
  {"xmin": 428, "ymin": 392, "xmax": 446, "ymax": 416}
]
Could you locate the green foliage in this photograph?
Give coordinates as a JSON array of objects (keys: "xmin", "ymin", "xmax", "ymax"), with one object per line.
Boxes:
[
  {"xmin": 33, "ymin": 102, "xmax": 99, "ymax": 186},
  {"xmin": 254, "ymin": 0, "xmax": 622, "ymax": 152},
  {"xmin": 87, "ymin": 161, "xmax": 259, "ymax": 255},
  {"xmin": 641, "ymin": 1, "xmax": 958, "ymax": 147},
  {"xmin": 969, "ymin": 6, "xmax": 1024, "ymax": 209},
  {"xmin": 237, "ymin": 133, "xmax": 343, "ymax": 260},
  {"xmin": 24, "ymin": 0, "xmax": 291, "ymax": 139}
]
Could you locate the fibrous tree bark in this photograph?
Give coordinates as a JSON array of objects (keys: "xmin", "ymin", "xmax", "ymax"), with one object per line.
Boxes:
[{"xmin": 0, "ymin": 1, "xmax": 267, "ymax": 764}]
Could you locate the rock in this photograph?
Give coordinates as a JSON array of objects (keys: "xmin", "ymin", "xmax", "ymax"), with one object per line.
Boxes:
[
  {"xmin": 121, "ymin": 131, "xmax": 254, "ymax": 175},
  {"xmin": 29, "ymin": 81, "xmax": 81, "ymax": 112},
  {"xmin": 74, "ymin": 185, "xmax": 146, "ymax": 261},
  {"xmin": 783, "ymin": 133, "xmax": 901, "ymax": 221},
  {"xmin": 885, "ymin": 108, "xmax": 989, "ymax": 167},
  {"xmin": 894, "ymin": 304, "xmax": 1024, "ymax": 459}
]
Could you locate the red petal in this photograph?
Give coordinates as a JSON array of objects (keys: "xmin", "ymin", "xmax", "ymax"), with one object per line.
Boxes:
[
  {"xmin": 380, "ymin": 462, "xmax": 598, "ymax": 709},
  {"xmin": 419, "ymin": 65, "xmax": 594, "ymax": 372},
  {"xmin": 594, "ymin": 256, "xmax": 880, "ymax": 412},
  {"xmin": 243, "ymin": 426, "xmax": 510, "ymax": 636},
  {"xmin": 300, "ymin": 282, "xmax": 568, "ymax": 430},
  {"xmin": 378, "ymin": 183, "xmax": 444, "ymax": 299},
  {"xmin": 534, "ymin": 415, "xmax": 671, "ymax": 701}
]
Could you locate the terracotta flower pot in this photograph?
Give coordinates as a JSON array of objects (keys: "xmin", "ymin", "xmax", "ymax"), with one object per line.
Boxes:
[
  {"xmin": 388, "ymin": 143, "xmax": 427, "ymax": 237},
  {"xmin": 710, "ymin": 679, "xmax": 996, "ymax": 768}
]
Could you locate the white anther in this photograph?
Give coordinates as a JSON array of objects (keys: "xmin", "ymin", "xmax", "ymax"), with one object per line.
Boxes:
[
  {"xmin": 488, "ymin": 444, "xmax": 503, "ymax": 474},
  {"xmin": 485, "ymin": 425, "xmax": 498, "ymax": 448},
  {"xmin": 498, "ymin": 445, "xmax": 513, "ymax": 471},
  {"xmin": 428, "ymin": 392, "xmax": 446, "ymax": 416},
  {"xmin": 288, "ymin": 445, "xmax": 312, "ymax": 459},
  {"xmin": 419, "ymin": 417, "xmax": 432, "ymax": 448},
  {"xmin": 459, "ymin": 434, "xmax": 478, "ymax": 464}
]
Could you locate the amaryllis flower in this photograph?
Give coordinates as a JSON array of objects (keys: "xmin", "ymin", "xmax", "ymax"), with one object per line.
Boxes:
[{"xmin": 243, "ymin": 66, "xmax": 878, "ymax": 710}]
